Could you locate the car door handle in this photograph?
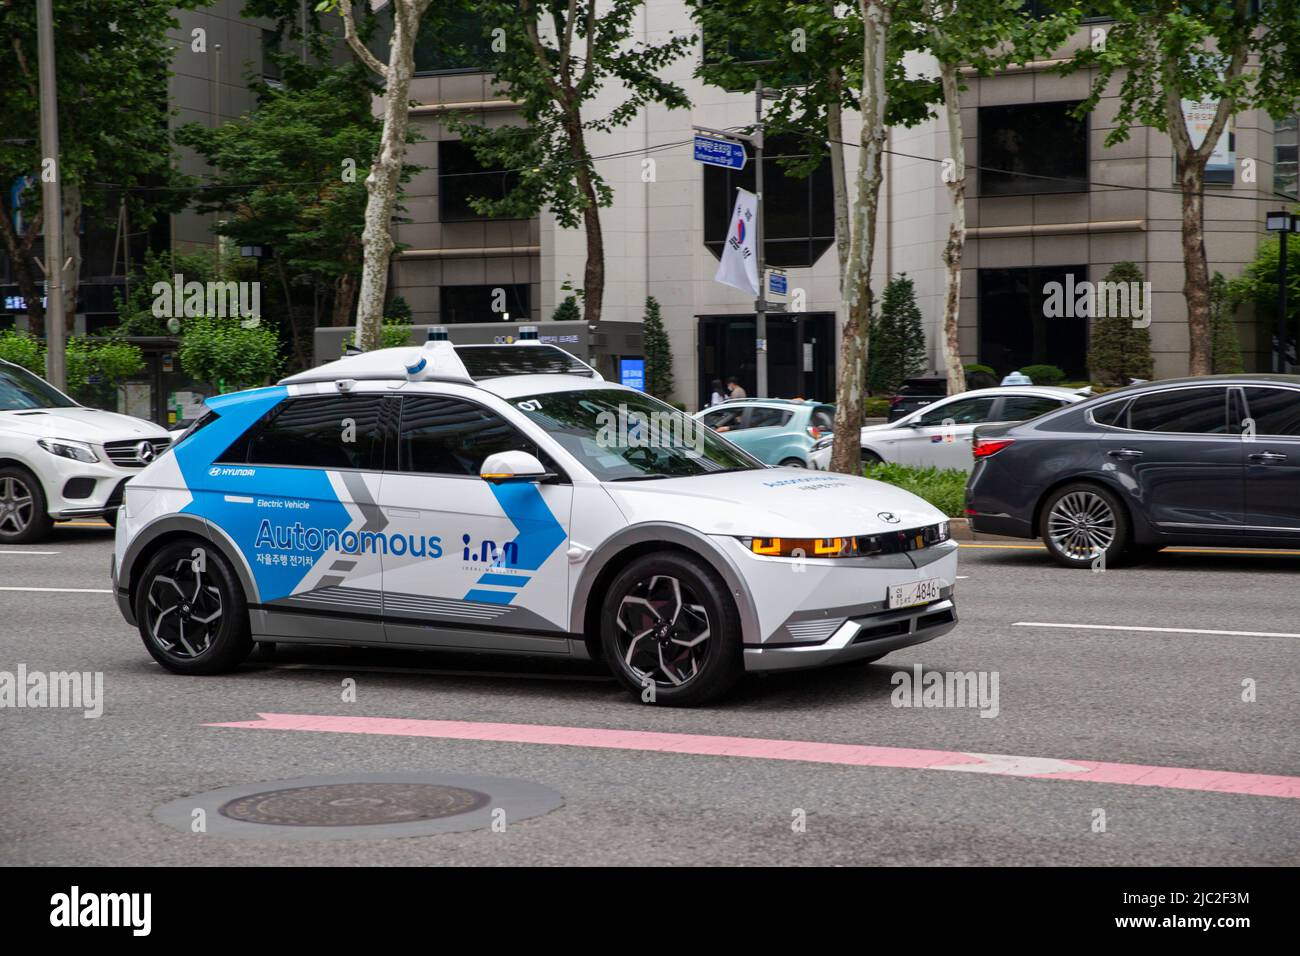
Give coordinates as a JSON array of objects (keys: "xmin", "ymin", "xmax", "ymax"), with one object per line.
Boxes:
[
  {"xmin": 384, "ymin": 507, "xmax": 419, "ymax": 518},
  {"xmin": 1107, "ymin": 448, "xmax": 1144, "ymax": 460},
  {"xmin": 1248, "ymin": 452, "xmax": 1288, "ymax": 463}
]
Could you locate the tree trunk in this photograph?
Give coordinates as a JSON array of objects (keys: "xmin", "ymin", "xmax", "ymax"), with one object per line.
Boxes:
[
  {"xmin": 1178, "ymin": 152, "xmax": 1213, "ymax": 376},
  {"xmin": 352, "ymin": 1, "xmax": 424, "ymax": 352},
  {"xmin": 830, "ymin": 1, "xmax": 891, "ymax": 475},
  {"xmin": 938, "ymin": 57, "xmax": 966, "ymax": 395},
  {"xmin": 0, "ymin": 206, "xmax": 45, "ymax": 335},
  {"xmin": 333, "ymin": 271, "xmax": 358, "ymax": 327},
  {"xmin": 61, "ymin": 181, "xmax": 81, "ymax": 338},
  {"xmin": 826, "ymin": 67, "xmax": 850, "ymax": 289},
  {"xmin": 565, "ymin": 110, "xmax": 604, "ymax": 323}
]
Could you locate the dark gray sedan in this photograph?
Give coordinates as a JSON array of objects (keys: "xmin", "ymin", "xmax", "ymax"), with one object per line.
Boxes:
[{"xmin": 965, "ymin": 375, "xmax": 1300, "ymax": 567}]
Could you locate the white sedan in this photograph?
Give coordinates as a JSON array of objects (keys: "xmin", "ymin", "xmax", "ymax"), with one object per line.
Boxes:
[{"xmin": 810, "ymin": 386, "xmax": 1088, "ymax": 472}]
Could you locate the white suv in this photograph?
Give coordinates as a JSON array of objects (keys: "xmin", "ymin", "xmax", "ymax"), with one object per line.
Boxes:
[
  {"xmin": 0, "ymin": 358, "xmax": 171, "ymax": 543},
  {"xmin": 112, "ymin": 332, "xmax": 958, "ymax": 706}
]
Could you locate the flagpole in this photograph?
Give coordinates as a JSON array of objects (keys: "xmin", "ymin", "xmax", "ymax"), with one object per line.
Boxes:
[{"xmin": 753, "ymin": 79, "xmax": 767, "ymax": 399}]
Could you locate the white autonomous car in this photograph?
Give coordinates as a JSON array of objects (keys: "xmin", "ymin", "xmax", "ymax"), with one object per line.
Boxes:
[{"xmin": 112, "ymin": 329, "xmax": 958, "ymax": 705}]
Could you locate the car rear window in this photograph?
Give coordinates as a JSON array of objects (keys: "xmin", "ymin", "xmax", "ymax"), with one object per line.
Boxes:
[{"xmin": 1128, "ymin": 387, "xmax": 1230, "ymax": 434}]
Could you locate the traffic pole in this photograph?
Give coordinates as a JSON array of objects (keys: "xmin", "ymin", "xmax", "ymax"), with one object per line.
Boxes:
[
  {"xmin": 36, "ymin": 0, "xmax": 66, "ymax": 389},
  {"xmin": 754, "ymin": 79, "xmax": 767, "ymax": 399}
]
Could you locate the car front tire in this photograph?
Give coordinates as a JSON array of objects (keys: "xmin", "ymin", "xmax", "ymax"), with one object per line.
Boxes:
[
  {"xmin": 779, "ymin": 457, "xmax": 807, "ymax": 468},
  {"xmin": 134, "ymin": 540, "xmax": 252, "ymax": 675},
  {"xmin": 1039, "ymin": 482, "xmax": 1131, "ymax": 569},
  {"xmin": 600, "ymin": 552, "xmax": 742, "ymax": 706},
  {"xmin": 0, "ymin": 466, "xmax": 53, "ymax": 544}
]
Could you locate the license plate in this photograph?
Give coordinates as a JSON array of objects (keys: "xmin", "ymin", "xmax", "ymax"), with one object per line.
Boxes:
[{"xmin": 887, "ymin": 578, "xmax": 942, "ymax": 609}]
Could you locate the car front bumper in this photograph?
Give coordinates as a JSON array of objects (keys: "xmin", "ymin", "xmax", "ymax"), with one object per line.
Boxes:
[
  {"xmin": 37, "ymin": 453, "xmax": 140, "ymax": 520},
  {"xmin": 743, "ymin": 596, "xmax": 957, "ymax": 671}
]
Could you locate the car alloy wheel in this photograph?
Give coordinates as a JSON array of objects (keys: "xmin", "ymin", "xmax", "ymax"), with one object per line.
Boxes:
[
  {"xmin": 144, "ymin": 556, "xmax": 225, "ymax": 659},
  {"xmin": 1046, "ymin": 490, "xmax": 1117, "ymax": 560},
  {"xmin": 615, "ymin": 574, "xmax": 712, "ymax": 688},
  {"xmin": 0, "ymin": 475, "xmax": 34, "ymax": 537}
]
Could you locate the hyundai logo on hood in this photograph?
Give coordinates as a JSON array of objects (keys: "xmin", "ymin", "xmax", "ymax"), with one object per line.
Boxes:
[{"xmin": 878, "ymin": 512, "xmax": 900, "ymax": 524}]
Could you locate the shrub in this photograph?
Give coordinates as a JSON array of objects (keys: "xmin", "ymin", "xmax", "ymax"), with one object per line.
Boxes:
[
  {"xmin": 379, "ymin": 316, "xmax": 414, "ymax": 348},
  {"xmin": 861, "ymin": 462, "xmax": 966, "ymax": 518},
  {"xmin": 1020, "ymin": 363, "xmax": 1065, "ymax": 386},
  {"xmin": 864, "ymin": 397, "xmax": 891, "ymax": 418},
  {"xmin": 1209, "ymin": 272, "xmax": 1244, "ymax": 374},
  {"xmin": 179, "ymin": 317, "xmax": 281, "ymax": 392},
  {"xmin": 868, "ymin": 274, "xmax": 927, "ymax": 394},
  {"xmin": 1087, "ymin": 261, "xmax": 1154, "ymax": 386},
  {"xmin": 642, "ymin": 296, "xmax": 674, "ymax": 399},
  {"xmin": 0, "ymin": 330, "xmax": 45, "ymax": 373},
  {"xmin": 551, "ymin": 296, "xmax": 581, "ymax": 322}
]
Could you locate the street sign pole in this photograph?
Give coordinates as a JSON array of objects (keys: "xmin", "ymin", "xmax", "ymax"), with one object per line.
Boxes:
[
  {"xmin": 754, "ymin": 79, "xmax": 767, "ymax": 399},
  {"xmin": 36, "ymin": 0, "xmax": 66, "ymax": 389}
]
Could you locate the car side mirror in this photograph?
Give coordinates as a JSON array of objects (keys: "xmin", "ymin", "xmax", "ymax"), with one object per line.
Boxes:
[{"xmin": 480, "ymin": 450, "xmax": 554, "ymax": 484}]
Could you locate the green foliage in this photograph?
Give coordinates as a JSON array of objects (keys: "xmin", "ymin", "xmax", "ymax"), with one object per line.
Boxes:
[
  {"xmin": 1086, "ymin": 261, "xmax": 1154, "ymax": 386},
  {"xmin": 444, "ymin": 1, "xmax": 693, "ymax": 228},
  {"xmin": 385, "ymin": 295, "xmax": 413, "ymax": 323},
  {"xmin": 380, "ymin": 317, "xmax": 414, "ymax": 349},
  {"xmin": 63, "ymin": 338, "xmax": 146, "ymax": 394},
  {"xmin": 642, "ymin": 297, "xmax": 674, "ymax": 400},
  {"xmin": 1020, "ymin": 364, "xmax": 1066, "ymax": 386},
  {"xmin": 868, "ymin": 274, "xmax": 927, "ymax": 394},
  {"xmin": 114, "ymin": 249, "xmax": 228, "ymax": 338},
  {"xmin": 0, "ymin": 330, "xmax": 45, "ymax": 374},
  {"xmin": 964, "ymin": 364, "xmax": 995, "ymax": 377},
  {"xmin": 179, "ymin": 318, "xmax": 282, "ymax": 392},
  {"xmin": 551, "ymin": 297, "xmax": 581, "ymax": 322},
  {"xmin": 1226, "ymin": 230, "xmax": 1300, "ymax": 357},
  {"xmin": 864, "ymin": 397, "xmax": 891, "ymax": 418},
  {"xmin": 1209, "ymin": 272, "xmax": 1244, "ymax": 374},
  {"xmin": 862, "ymin": 462, "xmax": 967, "ymax": 518}
]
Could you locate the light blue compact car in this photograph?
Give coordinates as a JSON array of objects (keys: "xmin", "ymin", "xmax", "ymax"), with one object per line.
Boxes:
[{"xmin": 693, "ymin": 399, "xmax": 836, "ymax": 467}]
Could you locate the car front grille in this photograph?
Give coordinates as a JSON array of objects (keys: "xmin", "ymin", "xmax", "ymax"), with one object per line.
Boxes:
[{"xmin": 103, "ymin": 437, "xmax": 171, "ymax": 468}]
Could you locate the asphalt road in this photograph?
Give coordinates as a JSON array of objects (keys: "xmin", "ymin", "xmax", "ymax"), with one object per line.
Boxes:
[{"xmin": 1, "ymin": 524, "xmax": 1297, "ymax": 865}]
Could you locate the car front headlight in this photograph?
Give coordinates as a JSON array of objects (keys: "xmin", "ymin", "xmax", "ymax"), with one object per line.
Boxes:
[
  {"xmin": 37, "ymin": 438, "xmax": 99, "ymax": 463},
  {"xmin": 743, "ymin": 536, "xmax": 865, "ymax": 558},
  {"xmin": 810, "ymin": 436, "xmax": 833, "ymax": 452}
]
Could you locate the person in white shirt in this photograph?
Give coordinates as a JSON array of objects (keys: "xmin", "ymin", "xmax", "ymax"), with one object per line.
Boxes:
[{"xmin": 707, "ymin": 379, "xmax": 727, "ymax": 406}]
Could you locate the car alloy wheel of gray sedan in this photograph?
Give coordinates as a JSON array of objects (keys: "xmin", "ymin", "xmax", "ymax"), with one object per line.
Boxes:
[{"xmin": 1046, "ymin": 490, "xmax": 1117, "ymax": 560}]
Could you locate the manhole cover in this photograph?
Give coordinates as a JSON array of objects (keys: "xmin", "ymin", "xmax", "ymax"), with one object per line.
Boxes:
[
  {"xmin": 153, "ymin": 772, "xmax": 563, "ymax": 841},
  {"xmin": 219, "ymin": 783, "xmax": 491, "ymax": 827}
]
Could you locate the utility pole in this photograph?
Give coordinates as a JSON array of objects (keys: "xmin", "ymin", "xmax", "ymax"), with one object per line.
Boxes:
[
  {"xmin": 36, "ymin": 0, "xmax": 66, "ymax": 388},
  {"xmin": 753, "ymin": 79, "xmax": 767, "ymax": 398}
]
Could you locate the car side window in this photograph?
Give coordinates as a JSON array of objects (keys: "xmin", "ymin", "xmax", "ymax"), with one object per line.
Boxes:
[
  {"xmin": 1244, "ymin": 387, "xmax": 1300, "ymax": 437},
  {"xmin": 746, "ymin": 407, "xmax": 792, "ymax": 429},
  {"xmin": 399, "ymin": 396, "xmax": 547, "ymax": 476},
  {"xmin": 1128, "ymin": 387, "xmax": 1230, "ymax": 434},
  {"xmin": 1000, "ymin": 396, "xmax": 1066, "ymax": 421},
  {"xmin": 916, "ymin": 397, "xmax": 995, "ymax": 427},
  {"xmin": 702, "ymin": 407, "xmax": 745, "ymax": 431},
  {"xmin": 812, "ymin": 407, "xmax": 835, "ymax": 430},
  {"xmin": 1090, "ymin": 399, "xmax": 1128, "ymax": 427},
  {"xmin": 220, "ymin": 395, "xmax": 387, "ymax": 469}
]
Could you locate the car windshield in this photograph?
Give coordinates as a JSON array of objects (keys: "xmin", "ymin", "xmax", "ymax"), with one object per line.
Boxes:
[
  {"xmin": 511, "ymin": 388, "xmax": 763, "ymax": 480},
  {"xmin": 0, "ymin": 363, "xmax": 77, "ymax": 410}
]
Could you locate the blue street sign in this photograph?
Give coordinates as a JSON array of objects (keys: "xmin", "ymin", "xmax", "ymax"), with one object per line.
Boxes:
[
  {"xmin": 619, "ymin": 358, "xmax": 646, "ymax": 391},
  {"xmin": 768, "ymin": 271, "xmax": 788, "ymax": 297},
  {"xmin": 693, "ymin": 135, "xmax": 747, "ymax": 170}
]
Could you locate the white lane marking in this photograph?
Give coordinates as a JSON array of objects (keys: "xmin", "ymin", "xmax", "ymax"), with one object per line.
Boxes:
[
  {"xmin": 956, "ymin": 575, "xmax": 969, "ymax": 579},
  {"xmin": 1014, "ymin": 621, "xmax": 1300, "ymax": 639},
  {"xmin": 930, "ymin": 753, "xmax": 1090, "ymax": 776},
  {"xmin": 0, "ymin": 550, "xmax": 60, "ymax": 555},
  {"xmin": 0, "ymin": 586, "xmax": 113, "ymax": 594}
]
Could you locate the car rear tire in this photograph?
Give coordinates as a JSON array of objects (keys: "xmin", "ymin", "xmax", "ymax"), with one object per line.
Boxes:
[
  {"xmin": 1039, "ymin": 482, "xmax": 1131, "ymax": 569},
  {"xmin": 860, "ymin": 449, "xmax": 883, "ymax": 467},
  {"xmin": 600, "ymin": 552, "xmax": 742, "ymax": 706},
  {"xmin": 0, "ymin": 466, "xmax": 53, "ymax": 544},
  {"xmin": 134, "ymin": 539, "xmax": 252, "ymax": 675},
  {"xmin": 779, "ymin": 457, "xmax": 807, "ymax": 468}
]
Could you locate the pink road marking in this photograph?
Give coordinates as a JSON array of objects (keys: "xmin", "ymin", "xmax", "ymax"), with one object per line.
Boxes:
[{"xmin": 206, "ymin": 712, "xmax": 1300, "ymax": 800}]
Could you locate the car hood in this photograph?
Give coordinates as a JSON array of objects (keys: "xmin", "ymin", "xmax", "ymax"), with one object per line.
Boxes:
[
  {"xmin": 0, "ymin": 406, "xmax": 168, "ymax": 443},
  {"xmin": 603, "ymin": 468, "xmax": 947, "ymax": 538}
]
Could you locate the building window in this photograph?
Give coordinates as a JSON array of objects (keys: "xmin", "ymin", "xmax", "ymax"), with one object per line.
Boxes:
[
  {"xmin": 977, "ymin": 266, "xmax": 1089, "ymax": 379},
  {"xmin": 440, "ymin": 284, "xmax": 531, "ymax": 324},
  {"xmin": 1276, "ymin": 115, "xmax": 1299, "ymax": 199},
  {"xmin": 439, "ymin": 141, "xmax": 519, "ymax": 222},
  {"xmin": 978, "ymin": 102, "xmax": 1089, "ymax": 197},
  {"xmin": 261, "ymin": 29, "xmax": 282, "ymax": 84},
  {"xmin": 413, "ymin": 6, "xmax": 495, "ymax": 74},
  {"xmin": 703, "ymin": 134, "xmax": 834, "ymax": 268}
]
